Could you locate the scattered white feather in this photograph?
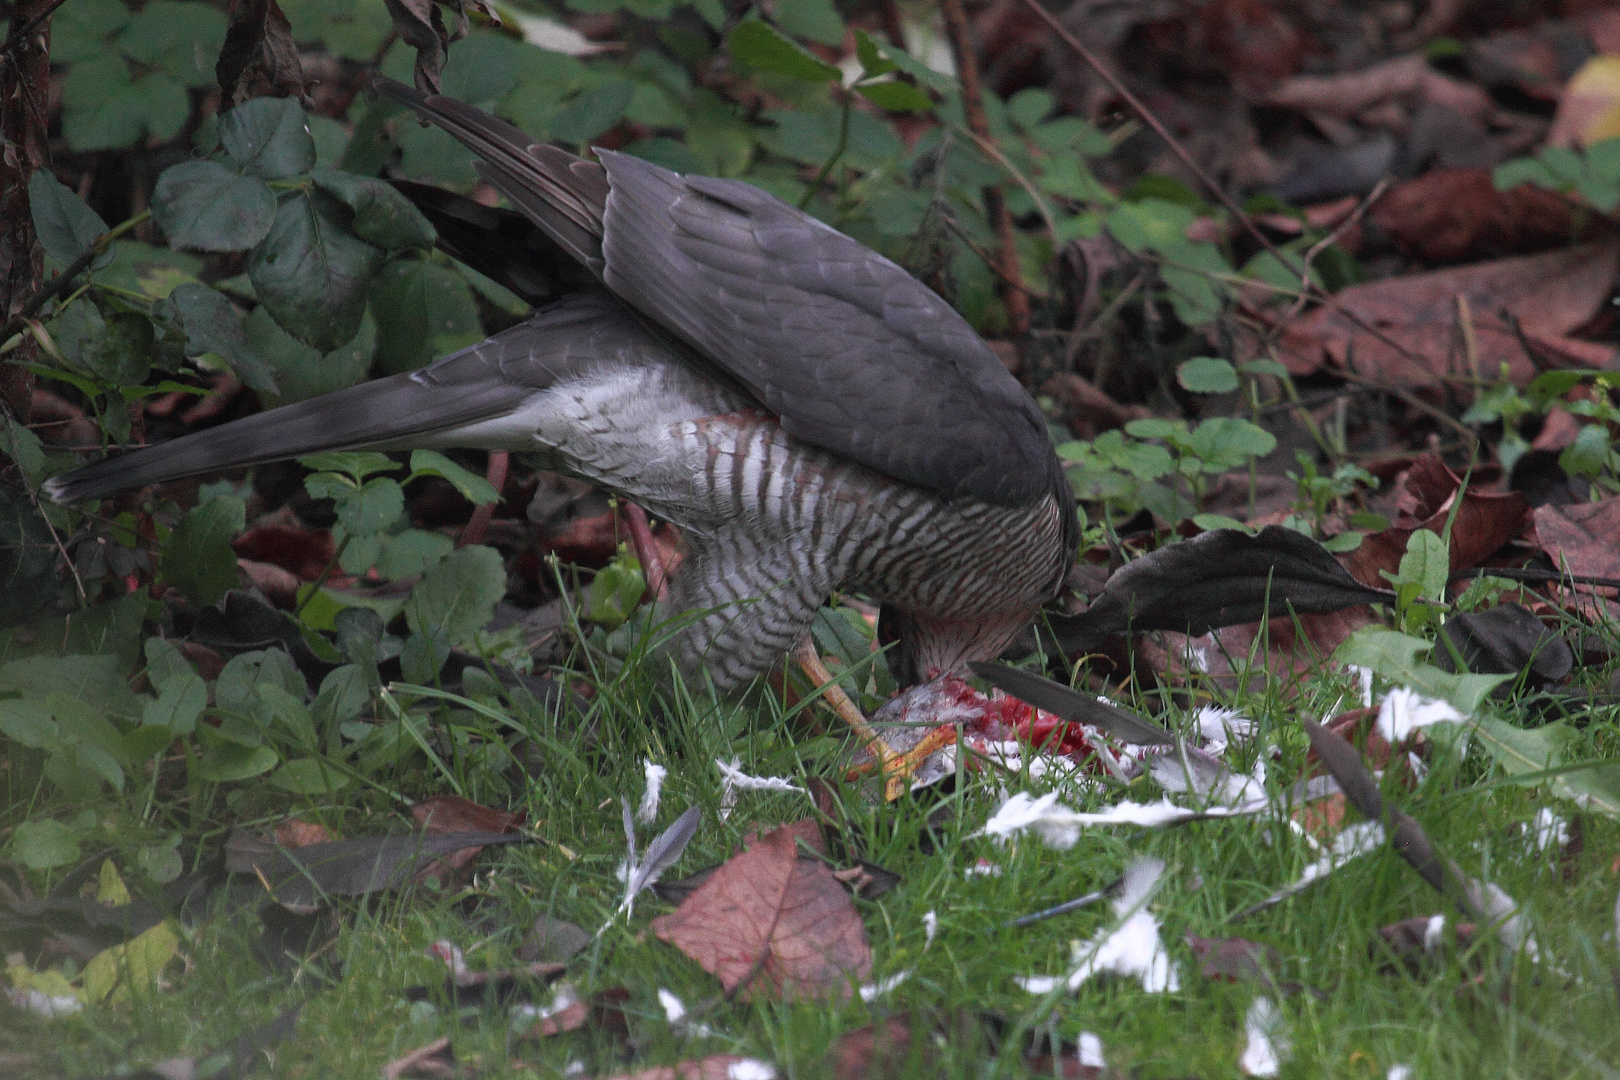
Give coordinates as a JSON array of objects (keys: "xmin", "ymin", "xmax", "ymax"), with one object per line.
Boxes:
[
  {"xmin": 504, "ymin": 9, "xmax": 612, "ymax": 54},
  {"xmin": 1150, "ymin": 745, "xmax": 1266, "ymax": 806},
  {"xmin": 657, "ymin": 987, "xmax": 716, "ymax": 1038},
  {"xmin": 715, "ymin": 759, "xmax": 805, "ymax": 820},
  {"xmin": 5, "ymin": 986, "xmax": 81, "ymax": 1018},
  {"xmin": 922, "ymin": 910, "xmax": 938, "ymax": 948},
  {"xmin": 727, "ymin": 1061, "xmax": 777, "ymax": 1080},
  {"xmin": 1350, "ymin": 664, "xmax": 1375, "ymax": 708},
  {"xmin": 637, "ymin": 759, "xmax": 667, "ymax": 823},
  {"xmin": 1423, "ymin": 914, "xmax": 1446, "ymax": 952},
  {"xmin": 1387, "ymin": 1067, "xmax": 1413, "ymax": 1080},
  {"xmin": 1019, "ymin": 857, "xmax": 1179, "ymax": 994},
  {"xmin": 1377, "ymin": 688, "xmax": 1466, "ymax": 742},
  {"xmin": 1195, "ymin": 706, "xmax": 1255, "ymax": 755},
  {"xmin": 511, "ymin": 983, "xmax": 579, "ymax": 1025},
  {"xmin": 1293, "ymin": 821, "xmax": 1386, "ymax": 889},
  {"xmin": 1528, "ymin": 807, "xmax": 1569, "ymax": 853},
  {"xmin": 985, "ymin": 792, "xmax": 1270, "ymax": 849},
  {"xmin": 1239, "ymin": 997, "xmax": 1290, "ymax": 1076},
  {"xmin": 562, "ymin": 1061, "xmax": 587, "ymax": 1078},
  {"xmin": 428, "ymin": 940, "xmax": 469, "ymax": 981},
  {"xmin": 1078, "ymin": 1032, "xmax": 1106, "ymax": 1069},
  {"xmin": 858, "ymin": 970, "xmax": 910, "ymax": 1002},
  {"xmin": 966, "ymin": 858, "xmax": 1003, "ymax": 877}
]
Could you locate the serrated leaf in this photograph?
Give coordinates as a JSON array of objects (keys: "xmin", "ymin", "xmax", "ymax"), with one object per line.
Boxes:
[
  {"xmin": 311, "ymin": 167, "xmax": 435, "ymax": 251},
  {"xmin": 335, "ymin": 477, "xmax": 405, "ymax": 537},
  {"xmin": 28, "ymin": 170, "xmax": 110, "ymax": 269},
  {"xmin": 160, "ymin": 495, "xmax": 246, "ymax": 606},
  {"xmin": 168, "ymin": 282, "xmax": 278, "ymax": 393},
  {"xmin": 1471, "ymin": 717, "xmax": 1620, "ymax": 817},
  {"xmin": 152, "ymin": 160, "xmax": 277, "ymax": 252},
  {"xmin": 298, "ymin": 451, "xmax": 401, "ymax": 481},
  {"xmin": 726, "ymin": 20, "xmax": 839, "ymax": 82},
  {"xmin": 249, "ymin": 191, "xmax": 385, "ymax": 353},
  {"xmin": 409, "ymin": 449, "xmax": 500, "ymax": 504},
  {"xmin": 220, "ymin": 96, "xmax": 316, "ymax": 179},
  {"xmin": 405, "ymin": 544, "xmax": 506, "ymax": 647}
]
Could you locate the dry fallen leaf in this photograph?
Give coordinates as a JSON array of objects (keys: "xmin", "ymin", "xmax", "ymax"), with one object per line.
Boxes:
[
  {"xmin": 830, "ymin": 1017, "xmax": 923, "ymax": 1078},
  {"xmin": 1344, "ymin": 456, "xmax": 1529, "ymax": 588},
  {"xmin": 652, "ymin": 824, "xmax": 871, "ymax": 1000},
  {"xmin": 1370, "ymin": 167, "xmax": 1591, "ymax": 264},
  {"xmin": 600, "ymin": 1056, "xmax": 775, "ymax": 1080},
  {"xmin": 411, "ymin": 794, "xmax": 525, "ymax": 885},
  {"xmin": 381, "ymin": 1037, "xmax": 466, "ymax": 1080},
  {"xmin": 1277, "ymin": 240, "xmax": 1620, "ymax": 385},
  {"xmin": 273, "ymin": 817, "xmax": 336, "ymax": 848}
]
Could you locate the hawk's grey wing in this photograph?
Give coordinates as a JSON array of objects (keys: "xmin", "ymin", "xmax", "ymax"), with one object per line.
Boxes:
[
  {"xmin": 44, "ymin": 294, "xmax": 640, "ymax": 503},
  {"xmin": 374, "ymin": 80, "xmax": 1060, "ymax": 508}
]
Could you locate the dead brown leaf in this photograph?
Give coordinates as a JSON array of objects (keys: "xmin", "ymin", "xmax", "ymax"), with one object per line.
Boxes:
[
  {"xmin": 382, "ymin": 1037, "xmax": 468, "ymax": 1080},
  {"xmin": 273, "ymin": 818, "xmax": 336, "ymax": 848},
  {"xmin": 1532, "ymin": 496, "xmax": 1620, "ymax": 620},
  {"xmin": 1277, "ymin": 240, "xmax": 1620, "ymax": 385},
  {"xmin": 651, "ymin": 824, "xmax": 871, "ymax": 1000},
  {"xmin": 1344, "ymin": 456, "xmax": 1528, "ymax": 588},
  {"xmin": 411, "ymin": 795, "xmax": 524, "ymax": 885},
  {"xmin": 831, "ymin": 1017, "xmax": 923, "ymax": 1078},
  {"xmin": 1370, "ymin": 168, "xmax": 1592, "ymax": 264},
  {"xmin": 1137, "ymin": 605, "xmax": 1379, "ymax": 690},
  {"xmin": 1374, "ymin": 914, "xmax": 1478, "ymax": 974},
  {"xmin": 516, "ymin": 987, "xmax": 629, "ymax": 1040}
]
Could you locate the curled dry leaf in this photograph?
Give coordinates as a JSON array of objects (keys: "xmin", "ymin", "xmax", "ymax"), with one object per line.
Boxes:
[
  {"xmin": 1276, "ymin": 240, "xmax": 1620, "ymax": 385},
  {"xmin": 651, "ymin": 823, "xmax": 871, "ymax": 1000},
  {"xmin": 1532, "ymin": 496, "xmax": 1620, "ymax": 620},
  {"xmin": 215, "ymin": 0, "xmax": 306, "ymax": 106},
  {"xmin": 1345, "ymin": 456, "xmax": 1529, "ymax": 588},
  {"xmin": 516, "ymin": 986, "xmax": 630, "ymax": 1040},
  {"xmin": 1370, "ymin": 167, "xmax": 1593, "ymax": 264},
  {"xmin": 383, "ymin": 0, "xmax": 501, "ymax": 93},
  {"xmin": 410, "ymin": 794, "xmax": 525, "ymax": 886}
]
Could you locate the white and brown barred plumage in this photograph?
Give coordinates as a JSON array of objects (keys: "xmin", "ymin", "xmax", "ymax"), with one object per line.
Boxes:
[{"xmin": 45, "ymin": 80, "xmax": 1077, "ymax": 690}]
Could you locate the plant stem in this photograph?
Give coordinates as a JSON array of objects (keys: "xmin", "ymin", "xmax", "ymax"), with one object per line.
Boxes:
[{"xmin": 798, "ymin": 93, "xmax": 850, "ymax": 210}]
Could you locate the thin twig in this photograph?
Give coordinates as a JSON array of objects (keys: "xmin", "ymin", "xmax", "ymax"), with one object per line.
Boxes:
[
  {"xmin": 941, "ymin": 0, "xmax": 1030, "ymax": 337},
  {"xmin": 1271, "ymin": 176, "xmax": 1391, "ymax": 333}
]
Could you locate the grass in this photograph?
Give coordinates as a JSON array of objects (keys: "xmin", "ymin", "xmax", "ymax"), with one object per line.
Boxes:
[{"xmin": 6, "ymin": 616, "xmax": 1620, "ymax": 1080}]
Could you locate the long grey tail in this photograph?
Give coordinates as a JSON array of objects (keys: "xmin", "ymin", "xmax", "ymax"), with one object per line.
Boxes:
[{"xmin": 41, "ymin": 361, "xmax": 529, "ymax": 504}]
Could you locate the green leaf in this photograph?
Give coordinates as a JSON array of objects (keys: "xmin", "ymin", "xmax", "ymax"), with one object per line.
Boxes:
[
  {"xmin": 872, "ymin": 41, "xmax": 957, "ymax": 92},
  {"xmin": 853, "ymin": 30, "xmax": 896, "ymax": 79},
  {"xmin": 311, "ymin": 167, "xmax": 436, "ymax": 251},
  {"xmin": 313, "ymin": 664, "xmax": 371, "ymax": 728},
  {"xmin": 405, "ymin": 545, "xmax": 506, "ymax": 647},
  {"xmin": 168, "ymin": 283, "xmax": 279, "ymax": 393},
  {"xmin": 773, "ymin": 0, "xmax": 845, "ymax": 46},
  {"xmin": 220, "ymin": 97, "xmax": 316, "ymax": 180},
  {"xmin": 28, "ymin": 170, "xmax": 110, "ymax": 269},
  {"xmin": 249, "ymin": 191, "xmax": 385, "ymax": 353},
  {"xmin": 1181, "ymin": 417, "xmax": 1276, "ymax": 472},
  {"xmin": 160, "ymin": 495, "xmax": 246, "ymax": 606},
  {"xmin": 1395, "ymin": 528, "xmax": 1448, "ymax": 603},
  {"xmin": 1493, "ymin": 157, "xmax": 1558, "ymax": 192},
  {"xmin": 55, "ymin": 300, "xmax": 154, "ymax": 386},
  {"xmin": 193, "ymin": 741, "xmax": 279, "ymax": 782},
  {"xmin": 152, "ymin": 161, "xmax": 277, "ymax": 252},
  {"xmin": 12, "ymin": 818, "xmax": 83, "ymax": 870},
  {"xmin": 268, "ymin": 757, "xmax": 352, "ymax": 794},
  {"xmin": 726, "ymin": 21, "xmax": 840, "ymax": 82},
  {"xmin": 548, "ymin": 79, "xmax": 638, "ymax": 146},
  {"xmin": 0, "ymin": 655, "xmax": 140, "ymax": 717},
  {"xmin": 1333, "ymin": 627, "xmax": 1508, "ymax": 713},
  {"xmin": 1176, "ymin": 357, "xmax": 1239, "ymax": 394},
  {"xmin": 0, "ymin": 697, "xmax": 54, "ymax": 747},
  {"xmin": 298, "ymin": 451, "xmax": 401, "ymax": 481},
  {"xmin": 1, "ymin": 412, "xmax": 45, "ymax": 487},
  {"xmin": 375, "ymin": 529, "xmax": 453, "ymax": 581},
  {"xmin": 369, "ymin": 259, "xmax": 483, "ymax": 374},
  {"xmin": 335, "ymin": 478, "xmax": 406, "ymax": 538},
  {"xmin": 1471, "ymin": 717, "xmax": 1620, "ymax": 817},
  {"xmin": 1007, "ymin": 88, "xmax": 1055, "ymax": 130},
  {"xmin": 215, "ymin": 648, "xmax": 307, "ymax": 717},
  {"xmin": 82, "ymin": 919, "xmax": 180, "ymax": 1005},
  {"xmin": 141, "ymin": 638, "xmax": 205, "ymax": 737},
  {"xmin": 409, "ymin": 450, "xmax": 501, "ymax": 505},
  {"xmin": 116, "ymin": 0, "xmax": 227, "ymax": 86},
  {"xmin": 245, "ymin": 307, "xmax": 375, "ymax": 405},
  {"xmin": 855, "ymin": 80, "xmax": 935, "ymax": 112}
]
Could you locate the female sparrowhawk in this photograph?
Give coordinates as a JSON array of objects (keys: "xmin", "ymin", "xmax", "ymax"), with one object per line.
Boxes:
[{"xmin": 45, "ymin": 80, "xmax": 1077, "ymax": 691}]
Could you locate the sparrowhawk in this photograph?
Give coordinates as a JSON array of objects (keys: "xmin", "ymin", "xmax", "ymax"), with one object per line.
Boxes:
[{"xmin": 45, "ymin": 80, "xmax": 1077, "ymax": 691}]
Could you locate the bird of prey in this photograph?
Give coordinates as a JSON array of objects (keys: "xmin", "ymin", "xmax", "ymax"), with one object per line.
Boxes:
[{"xmin": 46, "ymin": 79, "xmax": 1076, "ymax": 697}]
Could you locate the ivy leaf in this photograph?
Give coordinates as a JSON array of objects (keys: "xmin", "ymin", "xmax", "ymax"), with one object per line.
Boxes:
[
  {"xmin": 248, "ymin": 191, "xmax": 385, "ymax": 353},
  {"xmin": 168, "ymin": 282, "xmax": 279, "ymax": 393},
  {"xmin": 27, "ymin": 170, "xmax": 111, "ymax": 269},
  {"xmin": 311, "ymin": 167, "xmax": 435, "ymax": 251},
  {"xmin": 160, "ymin": 495, "xmax": 247, "ymax": 606},
  {"xmin": 726, "ymin": 21, "xmax": 839, "ymax": 83},
  {"xmin": 409, "ymin": 450, "xmax": 500, "ymax": 505},
  {"xmin": 220, "ymin": 97, "xmax": 316, "ymax": 179},
  {"xmin": 152, "ymin": 160, "xmax": 277, "ymax": 252},
  {"xmin": 405, "ymin": 544, "xmax": 505, "ymax": 647}
]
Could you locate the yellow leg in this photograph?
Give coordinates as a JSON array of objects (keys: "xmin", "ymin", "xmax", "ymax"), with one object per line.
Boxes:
[{"xmin": 793, "ymin": 637, "xmax": 908, "ymax": 801}]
